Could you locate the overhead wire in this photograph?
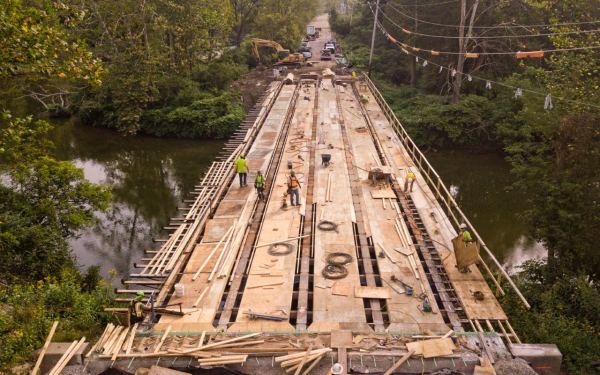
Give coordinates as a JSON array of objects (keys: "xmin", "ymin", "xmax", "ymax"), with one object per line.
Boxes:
[
  {"xmin": 385, "ymin": 1, "xmax": 600, "ymax": 30},
  {"xmin": 376, "ymin": 14, "xmax": 600, "ymax": 55},
  {"xmin": 373, "ymin": 19, "xmax": 600, "ymax": 109},
  {"xmin": 378, "ymin": 6, "xmax": 600, "ymax": 40}
]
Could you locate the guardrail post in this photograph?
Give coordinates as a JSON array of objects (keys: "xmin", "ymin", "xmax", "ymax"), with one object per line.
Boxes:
[{"xmin": 495, "ymin": 271, "xmax": 502, "ymax": 297}]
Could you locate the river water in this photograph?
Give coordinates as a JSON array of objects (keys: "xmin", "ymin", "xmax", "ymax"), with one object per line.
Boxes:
[
  {"xmin": 47, "ymin": 120, "xmax": 224, "ymax": 279},
  {"xmin": 45, "ymin": 123, "xmax": 542, "ymax": 279}
]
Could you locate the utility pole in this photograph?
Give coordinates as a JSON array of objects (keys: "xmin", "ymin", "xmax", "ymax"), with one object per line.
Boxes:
[
  {"xmin": 368, "ymin": 0, "xmax": 381, "ymax": 78},
  {"xmin": 410, "ymin": 0, "xmax": 418, "ymax": 87}
]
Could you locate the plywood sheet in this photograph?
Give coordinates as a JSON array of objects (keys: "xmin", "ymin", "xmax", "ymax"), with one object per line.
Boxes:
[
  {"xmin": 370, "ymin": 189, "xmax": 397, "ymax": 199},
  {"xmin": 214, "ymin": 200, "xmax": 245, "ymax": 217},
  {"xmin": 422, "ymin": 338, "xmax": 456, "ymax": 358},
  {"xmin": 183, "ymin": 244, "xmax": 223, "ymax": 274},
  {"xmin": 442, "ymin": 251, "xmax": 508, "ymax": 320},
  {"xmin": 330, "ymin": 330, "xmax": 353, "ymax": 348},
  {"xmin": 203, "ymin": 218, "xmax": 236, "ymax": 243},
  {"xmin": 332, "ymin": 282, "xmax": 351, "ymax": 296},
  {"xmin": 406, "ymin": 338, "xmax": 456, "ymax": 357},
  {"xmin": 354, "ymin": 286, "xmax": 391, "ymax": 299}
]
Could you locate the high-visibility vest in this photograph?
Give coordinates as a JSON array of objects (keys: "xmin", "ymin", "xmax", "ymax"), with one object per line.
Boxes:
[
  {"xmin": 405, "ymin": 172, "xmax": 415, "ymax": 182},
  {"xmin": 463, "ymin": 230, "xmax": 472, "ymax": 246},
  {"xmin": 130, "ymin": 299, "xmax": 144, "ymax": 317},
  {"xmin": 255, "ymin": 175, "xmax": 265, "ymax": 188},
  {"xmin": 289, "ymin": 176, "xmax": 299, "ymax": 189}
]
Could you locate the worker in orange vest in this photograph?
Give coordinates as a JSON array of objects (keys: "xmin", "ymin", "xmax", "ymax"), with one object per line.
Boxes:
[
  {"xmin": 287, "ymin": 171, "xmax": 301, "ymax": 206},
  {"xmin": 404, "ymin": 169, "xmax": 416, "ymax": 192}
]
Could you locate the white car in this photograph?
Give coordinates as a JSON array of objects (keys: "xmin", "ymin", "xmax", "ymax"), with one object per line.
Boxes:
[
  {"xmin": 325, "ymin": 43, "xmax": 335, "ymax": 53},
  {"xmin": 302, "ymin": 51, "xmax": 312, "ymax": 59}
]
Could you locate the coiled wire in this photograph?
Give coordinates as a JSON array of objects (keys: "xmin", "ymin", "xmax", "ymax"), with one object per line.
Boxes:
[
  {"xmin": 317, "ymin": 220, "xmax": 339, "ymax": 233},
  {"xmin": 267, "ymin": 242, "xmax": 295, "ymax": 256}
]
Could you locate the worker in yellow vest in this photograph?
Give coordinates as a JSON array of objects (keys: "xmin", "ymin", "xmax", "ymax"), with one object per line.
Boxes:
[
  {"xmin": 254, "ymin": 170, "xmax": 266, "ymax": 200},
  {"xmin": 404, "ymin": 170, "xmax": 416, "ymax": 192},
  {"xmin": 129, "ymin": 291, "xmax": 150, "ymax": 324},
  {"xmin": 460, "ymin": 223, "xmax": 474, "ymax": 273},
  {"xmin": 287, "ymin": 171, "xmax": 301, "ymax": 206},
  {"xmin": 234, "ymin": 153, "xmax": 247, "ymax": 187}
]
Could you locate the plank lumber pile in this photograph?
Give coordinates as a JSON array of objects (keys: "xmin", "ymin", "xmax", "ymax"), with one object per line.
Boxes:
[{"xmin": 276, "ymin": 347, "xmax": 332, "ymax": 375}]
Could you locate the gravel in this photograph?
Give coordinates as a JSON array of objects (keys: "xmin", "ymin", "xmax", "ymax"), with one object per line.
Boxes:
[{"xmin": 494, "ymin": 358, "xmax": 538, "ymax": 375}]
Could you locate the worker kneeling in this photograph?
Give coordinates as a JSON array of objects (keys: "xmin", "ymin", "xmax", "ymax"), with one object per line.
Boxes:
[{"xmin": 130, "ymin": 291, "xmax": 151, "ymax": 324}]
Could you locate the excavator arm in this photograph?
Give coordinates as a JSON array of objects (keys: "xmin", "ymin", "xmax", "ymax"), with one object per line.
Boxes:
[{"xmin": 250, "ymin": 38, "xmax": 292, "ymax": 64}]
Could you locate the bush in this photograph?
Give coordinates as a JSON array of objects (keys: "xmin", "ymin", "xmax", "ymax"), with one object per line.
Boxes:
[
  {"xmin": 0, "ymin": 268, "xmax": 117, "ymax": 370},
  {"xmin": 499, "ymin": 260, "xmax": 600, "ymax": 374}
]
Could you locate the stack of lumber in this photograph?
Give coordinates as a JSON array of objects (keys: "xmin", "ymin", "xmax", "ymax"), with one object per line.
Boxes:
[
  {"xmin": 48, "ymin": 337, "xmax": 86, "ymax": 375},
  {"xmin": 276, "ymin": 347, "xmax": 332, "ymax": 375}
]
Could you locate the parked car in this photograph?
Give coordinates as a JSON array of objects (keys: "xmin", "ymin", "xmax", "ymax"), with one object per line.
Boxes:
[
  {"xmin": 320, "ymin": 49, "xmax": 331, "ymax": 60},
  {"xmin": 325, "ymin": 43, "xmax": 335, "ymax": 53},
  {"xmin": 302, "ymin": 51, "xmax": 312, "ymax": 59}
]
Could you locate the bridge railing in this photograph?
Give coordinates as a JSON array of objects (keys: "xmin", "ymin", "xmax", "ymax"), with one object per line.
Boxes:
[{"xmin": 363, "ymin": 74, "xmax": 530, "ymax": 309}]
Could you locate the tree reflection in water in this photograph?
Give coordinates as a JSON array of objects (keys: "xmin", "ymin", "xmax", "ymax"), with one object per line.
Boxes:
[{"xmin": 47, "ymin": 119, "xmax": 224, "ymax": 279}]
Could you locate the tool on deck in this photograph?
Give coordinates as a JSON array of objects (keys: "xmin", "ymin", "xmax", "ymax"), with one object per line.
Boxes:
[
  {"xmin": 390, "ymin": 275, "xmax": 413, "ymax": 295},
  {"xmin": 243, "ymin": 311, "xmax": 284, "ymax": 321},
  {"xmin": 423, "ymin": 298, "xmax": 432, "ymax": 313}
]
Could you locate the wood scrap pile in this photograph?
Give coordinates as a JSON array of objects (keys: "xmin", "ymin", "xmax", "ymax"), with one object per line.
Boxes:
[
  {"xmin": 276, "ymin": 347, "xmax": 332, "ymax": 375},
  {"xmin": 349, "ymin": 330, "xmax": 480, "ymax": 358},
  {"xmin": 322, "ymin": 68, "xmax": 335, "ymax": 77}
]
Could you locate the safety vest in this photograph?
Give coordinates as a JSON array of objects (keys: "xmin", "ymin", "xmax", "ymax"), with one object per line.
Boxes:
[
  {"xmin": 463, "ymin": 230, "xmax": 472, "ymax": 246},
  {"xmin": 405, "ymin": 172, "xmax": 415, "ymax": 182},
  {"xmin": 255, "ymin": 174, "xmax": 265, "ymax": 188},
  {"xmin": 289, "ymin": 176, "xmax": 299, "ymax": 189},
  {"xmin": 235, "ymin": 158, "xmax": 247, "ymax": 173},
  {"xmin": 130, "ymin": 299, "xmax": 144, "ymax": 318}
]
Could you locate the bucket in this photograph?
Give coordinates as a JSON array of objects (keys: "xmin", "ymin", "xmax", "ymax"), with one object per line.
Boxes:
[{"xmin": 174, "ymin": 283, "xmax": 184, "ymax": 298}]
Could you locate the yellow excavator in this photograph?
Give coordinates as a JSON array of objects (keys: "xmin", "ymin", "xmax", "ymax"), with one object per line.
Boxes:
[{"xmin": 250, "ymin": 38, "xmax": 306, "ymax": 67}]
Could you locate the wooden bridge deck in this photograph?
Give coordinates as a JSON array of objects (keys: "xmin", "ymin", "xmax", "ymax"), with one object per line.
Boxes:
[{"xmin": 148, "ymin": 76, "xmax": 507, "ymax": 335}]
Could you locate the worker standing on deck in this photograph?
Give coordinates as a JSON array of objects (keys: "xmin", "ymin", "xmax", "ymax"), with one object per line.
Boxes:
[
  {"xmin": 404, "ymin": 169, "xmax": 416, "ymax": 192},
  {"xmin": 459, "ymin": 223, "xmax": 474, "ymax": 273},
  {"xmin": 352, "ymin": 71, "xmax": 356, "ymax": 79},
  {"xmin": 255, "ymin": 170, "xmax": 266, "ymax": 200},
  {"xmin": 234, "ymin": 153, "xmax": 247, "ymax": 187},
  {"xmin": 287, "ymin": 171, "xmax": 301, "ymax": 206},
  {"xmin": 129, "ymin": 291, "xmax": 149, "ymax": 324}
]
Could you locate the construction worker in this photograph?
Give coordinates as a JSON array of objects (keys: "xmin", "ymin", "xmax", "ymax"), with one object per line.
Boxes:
[
  {"xmin": 254, "ymin": 170, "xmax": 266, "ymax": 200},
  {"xmin": 287, "ymin": 171, "xmax": 301, "ymax": 206},
  {"xmin": 234, "ymin": 153, "xmax": 247, "ymax": 187},
  {"xmin": 361, "ymin": 94, "xmax": 368, "ymax": 103},
  {"xmin": 459, "ymin": 223, "xmax": 473, "ymax": 273},
  {"xmin": 352, "ymin": 71, "xmax": 356, "ymax": 79},
  {"xmin": 328, "ymin": 363, "xmax": 344, "ymax": 375},
  {"xmin": 404, "ymin": 169, "xmax": 416, "ymax": 192},
  {"xmin": 129, "ymin": 291, "xmax": 149, "ymax": 324}
]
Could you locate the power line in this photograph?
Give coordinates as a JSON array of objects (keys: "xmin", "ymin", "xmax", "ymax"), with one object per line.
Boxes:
[
  {"xmin": 379, "ymin": 7, "xmax": 600, "ymax": 39},
  {"xmin": 385, "ymin": 1, "xmax": 600, "ymax": 30},
  {"xmin": 373, "ymin": 21, "xmax": 600, "ymax": 110},
  {"xmin": 372, "ymin": 7, "xmax": 600, "ymax": 55},
  {"xmin": 388, "ymin": 0, "xmax": 461, "ymax": 7}
]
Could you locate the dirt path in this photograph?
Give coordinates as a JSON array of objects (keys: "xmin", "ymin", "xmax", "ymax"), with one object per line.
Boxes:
[{"xmin": 231, "ymin": 13, "xmax": 338, "ymax": 114}]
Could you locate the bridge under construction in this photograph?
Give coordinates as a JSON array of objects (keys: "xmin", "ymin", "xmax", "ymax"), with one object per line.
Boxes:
[{"xmin": 81, "ymin": 18, "xmax": 561, "ymax": 375}]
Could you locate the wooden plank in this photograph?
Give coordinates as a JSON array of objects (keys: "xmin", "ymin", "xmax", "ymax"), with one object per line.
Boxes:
[
  {"xmin": 292, "ymin": 346, "xmax": 312, "ymax": 375},
  {"xmin": 125, "ymin": 323, "xmax": 138, "ymax": 355},
  {"xmin": 31, "ymin": 321, "xmax": 59, "ymax": 375},
  {"xmin": 49, "ymin": 337, "xmax": 86, "ymax": 375},
  {"xmin": 181, "ymin": 332, "xmax": 263, "ymax": 354},
  {"xmin": 370, "ymin": 189, "xmax": 397, "ymax": 199},
  {"xmin": 153, "ymin": 326, "xmax": 171, "ymax": 353},
  {"xmin": 247, "ymin": 281, "xmax": 284, "ymax": 289},
  {"xmin": 354, "ymin": 286, "xmax": 391, "ymax": 299},
  {"xmin": 383, "ymin": 350, "xmax": 415, "ymax": 375}
]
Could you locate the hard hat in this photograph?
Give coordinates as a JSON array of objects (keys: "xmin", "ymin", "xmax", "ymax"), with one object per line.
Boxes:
[
  {"xmin": 290, "ymin": 170, "xmax": 296, "ymax": 175},
  {"xmin": 240, "ymin": 153, "xmax": 245, "ymax": 157},
  {"xmin": 331, "ymin": 363, "xmax": 344, "ymax": 374},
  {"xmin": 460, "ymin": 223, "xmax": 467, "ymax": 229},
  {"xmin": 136, "ymin": 291, "xmax": 145, "ymax": 297}
]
